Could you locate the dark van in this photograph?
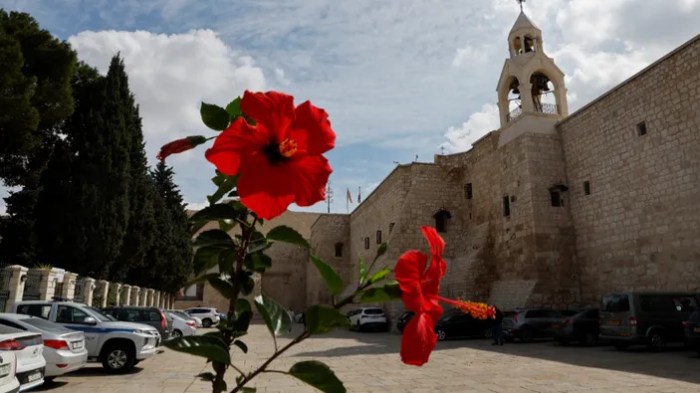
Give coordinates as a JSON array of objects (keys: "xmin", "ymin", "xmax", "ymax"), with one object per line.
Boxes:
[{"xmin": 599, "ymin": 292, "xmax": 700, "ymax": 351}]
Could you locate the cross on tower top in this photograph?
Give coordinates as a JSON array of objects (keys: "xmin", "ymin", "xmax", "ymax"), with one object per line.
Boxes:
[{"xmin": 516, "ymin": 0, "xmax": 525, "ymax": 11}]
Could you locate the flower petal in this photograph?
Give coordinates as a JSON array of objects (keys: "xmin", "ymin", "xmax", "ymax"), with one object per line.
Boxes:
[
  {"xmin": 241, "ymin": 91, "xmax": 295, "ymax": 143},
  {"xmin": 288, "ymin": 155, "xmax": 332, "ymax": 207},
  {"xmin": 400, "ymin": 313, "xmax": 438, "ymax": 366},
  {"xmin": 288, "ymin": 101, "xmax": 335, "ymax": 155},
  {"xmin": 237, "ymin": 154, "xmax": 295, "ymax": 220},
  {"xmin": 395, "ymin": 250, "xmax": 429, "ymax": 313},
  {"xmin": 421, "ymin": 226, "xmax": 445, "ymax": 261},
  {"xmin": 205, "ymin": 118, "xmax": 267, "ymax": 175}
]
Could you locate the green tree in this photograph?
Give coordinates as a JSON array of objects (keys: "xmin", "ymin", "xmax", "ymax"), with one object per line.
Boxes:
[{"xmin": 0, "ymin": 10, "xmax": 76, "ymax": 265}]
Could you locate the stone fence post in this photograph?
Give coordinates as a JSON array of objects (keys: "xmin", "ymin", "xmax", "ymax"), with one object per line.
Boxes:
[
  {"xmin": 5, "ymin": 265, "xmax": 28, "ymax": 312},
  {"xmin": 82, "ymin": 278, "xmax": 96, "ymax": 306},
  {"xmin": 95, "ymin": 280, "xmax": 109, "ymax": 308},
  {"xmin": 140, "ymin": 288, "xmax": 148, "ymax": 306},
  {"xmin": 37, "ymin": 268, "xmax": 60, "ymax": 301},
  {"xmin": 61, "ymin": 272, "xmax": 78, "ymax": 300},
  {"xmin": 121, "ymin": 284, "xmax": 131, "ymax": 306},
  {"xmin": 108, "ymin": 283, "xmax": 121, "ymax": 306},
  {"xmin": 154, "ymin": 291, "xmax": 161, "ymax": 309},
  {"xmin": 131, "ymin": 286, "xmax": 141, "ymax": 306}
]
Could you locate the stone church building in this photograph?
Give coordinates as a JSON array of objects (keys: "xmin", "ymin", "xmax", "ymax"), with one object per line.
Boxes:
[{"xmin": 177, "ymin": 12, "xmax": 700, "ymax": 319}]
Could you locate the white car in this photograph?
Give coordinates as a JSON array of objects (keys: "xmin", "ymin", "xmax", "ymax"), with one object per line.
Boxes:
[
  {"xmin": 184, "ymin": 308, "xmax": 220, "ymax": 328},
  {"xmin": 166, "ymin": 313, "xmax": 196, "ymax": 338},
  {"xmin": 0, "ymin": 326, "xmax": 46, "ymax": 391},
  {"xmin": 0, "ymin": 351, "xmax": 20, "ymax": 393},
  {"xmin": 168, "ymin": 310, "xmax": 202, "ymax": 328},
  {"xmin": 347, "ymin": 307, "xmax": 389, "ymax": 332},
  {"xmin": 0, "ymin": 313, "xmax": 88, "ymax": 378}
]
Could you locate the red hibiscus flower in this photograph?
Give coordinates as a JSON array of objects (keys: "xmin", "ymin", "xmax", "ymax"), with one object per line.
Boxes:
[
  {"xmin": 394, "ymin": 226, "xmax": 446, "ymax": 366},
  {"xmin": 205, "ymin": 91, "xmax": 335, "ymax": 220},
  {"xmin": 157, "ymin": 135, "xmax": 207, "ymax": 161}
]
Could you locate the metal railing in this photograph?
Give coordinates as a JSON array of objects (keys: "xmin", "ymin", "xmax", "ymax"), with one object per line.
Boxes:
[
  {"xmin": 22, "ymin": 270, "xmax": 42, "ymax": 300},
  {"xmin": 507, "ymin": 103, "xmax": 559, "ymax": 123},
  {"xmin": 507, "ymin": 106, "xmax": 523, "ymax": 122}
]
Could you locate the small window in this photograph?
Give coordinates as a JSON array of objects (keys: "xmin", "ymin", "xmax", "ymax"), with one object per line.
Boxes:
[
  {"xmin": 464, "ymin": 183, "xmax": 473, "ymax": 200},
  {"xmin": 376, "ymin": 230, "xmax": 382, "ymax": 244},
  {"xmin": 434, "ymin": 210, "xmax": 451, "ymax": 233},
  {"xmin": 334, "ymin": 242, "xmax": 343, "ymax": 258},
  {"xmin": 503, "ymin": 196, "xmax": 510, "ymax": 217},
  {"xmin": 364, "ymin": 237, "xmax": 370, "ymax": 250},
  {"xmin": 389, "ymin": 223, "xmax": 395, "ymax": 233},
  {"xmin": 637, "ymin": 121, "xmax": 647, "ymax": 136},
  {"xmin": 583, "ymin": 181, "xmax": 591, "ymax": 195},
  {"xmin": 550, "ymin": 190, "xmax": 562, "ymax": 207}
]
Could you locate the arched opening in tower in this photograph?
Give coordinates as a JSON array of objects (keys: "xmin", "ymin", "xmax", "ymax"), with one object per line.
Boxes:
[
  {"xmin": 523, "ymin": 35, "xmax": 536, "ymax": 53},
  {"xmin": 530, "ymin": 72, "xmax": 557, "ymax": 114},
  {"xmin": 507, "ymin": 77, "xmax": 522, "ymax": 122}
]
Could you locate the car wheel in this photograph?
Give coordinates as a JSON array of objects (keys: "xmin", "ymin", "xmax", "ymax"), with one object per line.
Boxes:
[
  {"xmin": 437, "ymin": 330, "xmax": 447, "ymax": 341},
  {"xmin": 647, "ymin": 331, "xmax": 666, "ymax": 351},
  {"xmin": 355, "ymin": 321, "xmax": 362, "ymax": 332},
  {"xmin": 102, "ymin": 344, "xmax": 135, "ymax": 373},
  {"xmin": 582, "ymin": 332, "xmax": 597, "ymax": 346},
  {"xmin": 519, "ymin": 327, "xmax": 534, "ymax": 343},
  {"xmin": 202, "ymin": 318, "xmax": 212, "ymax": 328},
  {"xmin": 613, "ymin": 342, "xmax": 628, "ymax": 351},
  {"xmin": 171, "ymin": 329, "xmax": 183, "ymax": 338}
]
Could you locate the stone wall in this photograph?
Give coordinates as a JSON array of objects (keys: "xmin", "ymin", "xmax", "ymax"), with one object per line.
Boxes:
[
  {"xmin": 558, "ymin": 36, "xmax": 700, "ymax": 305},
  {"xmin": 308, "ymin": 214, "xmax": 350, "ymax": 307}
]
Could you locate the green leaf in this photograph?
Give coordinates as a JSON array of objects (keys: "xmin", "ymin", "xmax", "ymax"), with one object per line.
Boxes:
[
  {"xmin": 206, "ymin": 274, "xmax": 234, "ymax": 299},
  {"xmin": 163, "ymin": 335, "xmax": 230, "ymax": 365},
  {"xmin": 232, "ymin": 309, "xmax": 253, "ymax": 333},
  {"xmin": 240, "ymin": 388, "xmax": 256, "ymax": 393},
  {"xmin": 305, "ymin": 306, "xmax": 350, "ymax": 334},
  {"xmin": 238, "ymin": 271, "xmax": 255, "ymax": 295},
  {"xmin": 367, "ymin": 267, "xmax": 390, "ymax": 284},
  {"xmin": 254, "ymin": 295, "xmax": 292, "ymax": 336},
  {"xmin": 373, "ymin": 243, "xmax": 388, "ymax": 261},
  {"xmin": 225, "ymin": 97, "xmax": 242, "ymax": 119},
  {"xmin": 359, "ymin": 282, "xmax": 401, "ymax": 303},
  {"xmin": 196, "ymin": 372, "xmax": 215, "ymax": 382},
  {"xmin": 190, "ymin": 204, "xmax": 240, "ymax": 222},
  {"xmin": 213, "ymin": 380, "xmax": 227, "ymax": 392},
  {"xmin": 193, "ymin": 246, "xmax": 223, "ymax": 276},
  {"xmin": 310, "ymin": 255, "xmax": 343, "ymax": 295},
  {"xmin": 201, "ymin": 102, "xmax": 230, "ymax": 131},
  {"xmin": 289, "ymin": 361, "xmax": 346, "ymax": 393},
  {"xmin": 358, "ymin": 257, "xmax": 368, "ymax": 286},
  {"xmin": 236, "ymin": 298, "xmax": 252, "ymax": 314},
  {"xmin": 233, "ymin": 339, "xmax": 248, "ymax": 353},
  {"xmin": 245, "ymin": 252, "xmax": 272, "ymax": 273},
  {"xmin": 194, "ymin": 229, "xmax": 235, "ymax": 248},
  {"xmin": 208, "ymin": 175, "xmax": 238, "ymax": 204},
  {"xmin": 267, "ymin": 225, "xmax": 310, "ymax": 248},
  {"xmin": 217, "ymin": 248, "xmax": 236, "ymax": 275}
]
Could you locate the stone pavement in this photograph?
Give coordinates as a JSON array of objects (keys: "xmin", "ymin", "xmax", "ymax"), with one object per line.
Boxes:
[{"xmin": 36, "ymin": 323, "xmax": 700, "ymax": 393}]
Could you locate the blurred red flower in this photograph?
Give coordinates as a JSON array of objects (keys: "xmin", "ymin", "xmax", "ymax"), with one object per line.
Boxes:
[
  {"xmin": 157, "ymin": 135, "xmax": 207, "ymax": 161},
  {"xmin": 394, "ymin": 226, "xmax": 446, "ymax": 366},
  {"xmin": 205, "ymin": 91, "xmax": 335, "ymax": 219}
]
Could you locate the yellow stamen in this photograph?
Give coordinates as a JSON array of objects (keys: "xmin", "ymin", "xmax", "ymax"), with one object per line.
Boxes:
[{"xmin": 279, "ymin": 138, "xmax": 298, "ymax": 158}]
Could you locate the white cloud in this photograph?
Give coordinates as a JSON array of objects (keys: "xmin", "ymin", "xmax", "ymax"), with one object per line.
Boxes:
[
  {"xmin": 442, "ymin": 103, "xmax": 499, "ymax": 154},
  {"xmin": 452, "ymin": 45, "xmax": 486, "ymax": 67},
  {"xmin": 68, "ymin": 30, "xmax": 265, "ymax": 162}
]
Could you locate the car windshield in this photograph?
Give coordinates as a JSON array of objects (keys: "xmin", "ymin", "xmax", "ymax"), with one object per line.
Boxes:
[
  {"xmin": 22, "ymin": 317, "xmax": 72, "ymax": 333},
  {"xmin": 364, "ymin": 309, "xmax": 383, "ymax": 315},
  {"xmin": 172, "ymin": 311, "xmax": 191, "ymax": 319},
  {"xmin": 85, "ymin": 306, "xmax": 113, "ymax": 322}
]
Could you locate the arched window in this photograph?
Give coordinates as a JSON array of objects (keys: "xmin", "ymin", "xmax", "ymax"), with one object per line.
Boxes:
[
  {"xmin": 334, "ymin": 242, "xmax": 343, "ymax": 258},
  {"xmin": 434, "ymin": 209, "xmax": 452, "ymax": 233}
]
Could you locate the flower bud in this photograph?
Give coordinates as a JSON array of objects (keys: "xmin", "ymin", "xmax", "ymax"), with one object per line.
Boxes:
[{"xmin": 157, "ymin": 135, "xmax": 207, "ymax": 161}]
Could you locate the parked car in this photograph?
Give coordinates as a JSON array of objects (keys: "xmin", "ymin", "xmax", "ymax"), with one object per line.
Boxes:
[
  {"xmin": 599, "ymin": 292, "xmax": 700, "ymax": 351},
  {"xmin": 168, "ymin": 310, "xmax": 202, "ymax": 328},
  {"xmin": 683, "ymin": 309, "xmax": 700, "ymax": 354},
  {"xmin": 553, "ymin": 308, "xmax": 599, "ymax": 346},
  {"xmin": 397, "ymin": 311, "xmax": 415, "ymax": 332},
  {"xmin": 0, "ymin": 313, "xmax": 87, "ymax": 379},
  {"xmin": 102, "ymin": 306, "xmax": 173, "ymax": 340},
  {"xmin": 184, "ymin": 308, "xmax": 220, "ymax": 328},
  {"xmin": 0, "ymin": 325, "xmax": 45, "ymax": 391},
  {"xmin": 502, "ymin": 308, "xmax": 563, "ymax": 342},
  {"xmin": 0, "ymin": 351, "xmax": 20, "ymax": 393},
  {"xmin": 347, "ymin": 307, "xmax": 388, "ymax": 331},
  {"xmin": 434, "ymin": 309, "xmax": 493, "ymax": 341},
  {"xmin": 13, "ymin": 300, "xmax": 160, "ymax": 373},
  {"xmin": 165, "ymin": 312, "xmax": 196, "ymax": 338}
]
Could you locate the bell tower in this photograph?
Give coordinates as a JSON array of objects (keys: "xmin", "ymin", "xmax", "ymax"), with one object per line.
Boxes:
[{"xmin": 496, "ymin": 9, "xmax": 568, "ymax": 128}]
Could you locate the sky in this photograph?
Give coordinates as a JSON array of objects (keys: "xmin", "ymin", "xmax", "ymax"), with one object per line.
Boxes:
[{"xmin": 1, "ymin": 0, "xmax": 699, "ymax": 215}]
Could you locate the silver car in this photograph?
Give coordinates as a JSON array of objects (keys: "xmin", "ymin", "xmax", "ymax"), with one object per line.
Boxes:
[
  {"xmin": 0, "ymin": 325, "xmax": 45, "ymax": 391},
  {"xmin": 0, "ymin": 313, "xmax": 87, "ymax": 379}
]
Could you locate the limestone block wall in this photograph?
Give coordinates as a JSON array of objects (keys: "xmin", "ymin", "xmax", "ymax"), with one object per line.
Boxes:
[
  {"xmin": 308, "ymin": 214, "xmax": 350, "ymax": 307},
  {"xmin": 558, "ymin": 36, "xmax": 700, "ymax": 305}
]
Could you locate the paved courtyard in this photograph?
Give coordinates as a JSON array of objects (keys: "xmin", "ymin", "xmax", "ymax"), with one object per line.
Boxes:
[{"xmin": 36, "ymin": 323, "xmax": 700, "ymax": 393}]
